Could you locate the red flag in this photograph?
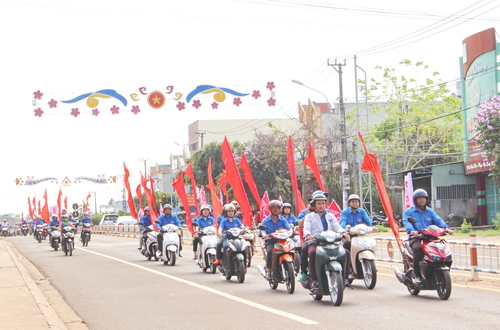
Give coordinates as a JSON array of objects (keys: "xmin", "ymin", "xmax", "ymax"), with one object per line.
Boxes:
[
  {"xmin": 64, "ymin": 196, "xmax": 68, "ymax": 211},
  {"xmin": 38, "ymin": 200, "xmax": 41, "ymax": 217},
  {"xmin": 260, "ymin": 191, "xmax": 270, "ymax": 220},
  {"xmin": 149, "ymin": 177, "xmax": 159, "ymax": 215},
  {"xmin": 172, "ymin": 170, "xmax": 194, "ymax": 234},
  {"xmin": 328, "ymin": 199, "xmax": 342, "ymax": 220},
  {"xmin": 84, "ymin": 191, "xmax": 91, "ymax": 213},
  {"xmin": 286, "ymin": 136, "xmax": 306, "ymax": 215},
  {"xmin": 33, "ymin": 196, "xmax": 37, "ymax": 217},
  {"xmin": 221, "ymin": 137, "xmax": 253, "ymax": 227},
  {"xmin": 358, "ymin": 131, "xmax": 401, "ymax": 244},
  {"xmin": 136, "ymin": 184, "xmax": 143, "ymax": 210},
  {"xmin": 304, "ymin": 141, "xmax": 326, "ymax": 191},
  {"xmin": 185, "ymin": 163, "xmax": 199, "ymax": 215},
  {"xmin": 207, "ymin": 158, "xmax": 223, "ymax": 230},
  {"xmin": 28, "ymin": 197, "xmax": 34, "ymax": 220},
  {"xmin": 217, "ymin": 171, "xmax": 229, "ymax": 203},
  {"xmin": 42, "ymin": 189, "xmax": 49, "ymax": 223},
  {"xmin": 239, "ymin": 152, "xmax": 261, "ymax": 208},
  {"xmin": 123, "ymin": 163, "xmax": 137, "ymax": 219},
  {"xmin": 141, "ymin": 174, "xmax": 158, "ymax": 231},
  {"xmin": 57, "ymin": 188, "xmax": 63, "ymax": 220}
]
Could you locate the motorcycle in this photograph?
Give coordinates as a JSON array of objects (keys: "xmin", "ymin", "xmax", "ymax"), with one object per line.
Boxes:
[
  {"xmin": 242, "ymin": 227, "xmax": 256, "ymax": 267},
  {"xmin": 2, "ymin": 225, "xmax": 8, "ymax": 237},
  {"xmin": 346, "ymin": 224, "xmax": 377, "ymax": 289},
  {"xmin": 35, "ymin": 224, "xmax": 44, "ymax": 243},
  {"xmin": 157, "ymin": 223, "xmax": 180, "ymax": 266},
  {"xmin": 257, "ymin": 227, "xmax": 296, "ymax": 294},
  {"xmin": 81, "ymin": 223, "xmax": 92, "ymax": 246},
  {"xmin": 372, "ymin": 211, "xmax": 403, "ymax": 228},
  {"xmin": 138, "ymin": 224, "xmax": 159, "ymax": 261},
  {"xmin": 290, "ymin": 226, "xmax": 302, "ymax": 275},
  {"xmin": 49, "ymin": 226, "xmax": 61, "ymax": 251},
  {"xmin": 21, "ymin": 224, "xmax": 29, "ymax": 236},
  {"xmin": 218, "ymin": 227, "xmax": 247, "ymax": 283},
  {"xmin": 298, "ymin": 230, "xmax": 347, "ymax": 306},
  {"xmin": 193, "ymin": 223, "xmax": 218, "ymax": 273},
  {"xmin": 62, "ymin": 225, "xmax": 75, "ymax": 256},
  {"xmin": 394, "ymin": 215, "xmax": 453, "ymax": 300}
]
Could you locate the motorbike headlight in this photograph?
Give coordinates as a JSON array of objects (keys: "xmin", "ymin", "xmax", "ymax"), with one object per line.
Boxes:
[{"xmin": 429, "ymin": 253, "xmax": 442, "ymax": 262}]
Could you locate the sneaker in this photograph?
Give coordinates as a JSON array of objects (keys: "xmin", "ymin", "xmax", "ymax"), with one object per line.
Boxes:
[
  {"xmin": 298, "ymin": 273, "xmax": 308, "ymax": 281},
  {"xmin": 213, "ymin": 259, "xmax": 221, "ymax": 265}
]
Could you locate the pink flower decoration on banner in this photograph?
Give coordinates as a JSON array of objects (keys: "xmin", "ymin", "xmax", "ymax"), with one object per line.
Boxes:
[
  {"xmin": 131, "ymin": 105, "xmax": 140, "ymax": 114},
  {"xmin": 252, "ymin": 90, "xmax": 261, "ymax": 99},
  {"xmin": 110, "ymin": 105, "xmax": 119, "ymax": 114},
  {"xmin": 92, "ymin": 109, "xmax": 100, "ymax": 116},
  {"xmin": 233, "ymin": 97, "xmax": 242, "ymax": 106},
  {"xmin": 192, "ymin": 100, "xmax": 201, "ymax": 109},
  {"xmin": 266, "ymin": 82, "xmax": 275, "ymax": 90},
  {"xmin": 34, "ymin": 108, "xmax": 43, "ymax": 117},
  {"xmin": 176, "ymin": 102, "xmax": 185, "ymax": 111},
  {"xmin": 33, "ymin": 90, "xmax": 43, "ymax": 100},
  {"xmin": 48, "ymin": 99, "xmax": 58, "ymax": 108},
  {"xmin": 71, "ymin": 108, "xmax": 80, "ymax": 117},
  {"xmin": 211, "ymin": 102, "xmax": 219, "ymax": 109},
  {"xmin": 267, "ymin": 98, "xmax": 276, "ymax": 106}
]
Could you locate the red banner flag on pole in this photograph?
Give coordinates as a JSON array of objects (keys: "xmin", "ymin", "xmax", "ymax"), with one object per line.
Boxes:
[
  {"xmin": 149, "ymin": 177, "xmax": 159, "ymax": 215},
  {"xmin": 123, "ymin": 163, "xmax": 137, "ymax": 219},
  {"xmin": 172, "ymin": 170, "xmax": 194, "ymax": 234},
  {"xmin": 136, "ymin": 184, "xmax": 143, "ymax": 211},
  {"xmin": 207, "ymin": 158, "xmax": 223, "ymax": 229},
  {"xmin": 328, "ymin": 199, "xmax": 342, "ymax": 220},
  {"xmin": 260, "ymin": 191, "xmax": 270, "ymax": 220},
  {"xmin": 33, "ymin": 196, "xmax": 37, "ymax": 217},
  {"xmin": 141, "ymin": 174, "xmax": 158, "ymax": 231},
  {"xmin": 57, "ymin": 188, "xmax": 63, "ymax": 220},
  {"xmin": 85, "ymin": 191, "xmax": 91, "ymax": 213},
  {"xmin": 358, "ymin": 131, "xmax": 401, "ymax": 244},
  {"xmin": 28, "ymin": 197, "xmax": 34, "ymax": 220},
  {"xmin": 185, "ymin": 163, "xmax": 199, "ymax": 215},
  {"xmin": 38, "ymin": 200, "xmax": 41, "ymax": 217},
  {"xmin": 42, "ymin": 189, "xmax": 50, "ymax": 223},
  {"xmin": 221, "ymin": 137, "xmax": 253, "ymax": 227},
  {"xmin": 217, "ymin": 171, "xmax": 229, "ymax": 204},
  {"xmin": 239, "ymin": 152, "xmax": 261, "ymax": 209},
  {"xmin": 304, "ymin": 140, "xmax": 326, "ymax": 192},
  {"xmin": 286, "ymin": 136, "xmax": 306, "ymax": 215}
]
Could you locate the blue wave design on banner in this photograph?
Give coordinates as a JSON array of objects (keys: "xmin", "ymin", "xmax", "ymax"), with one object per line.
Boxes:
[
  {"xmin": 61, "ymin": 89, "xmax": 128, "ymax": 106},
  {"xmin": 186, "ymin": 85, "xmax": 249, "ymax": 103}
]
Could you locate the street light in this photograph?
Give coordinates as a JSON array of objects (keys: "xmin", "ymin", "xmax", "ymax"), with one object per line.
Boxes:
[{"xmin": 292, "ymin": 78, "xmax": 349, "ymax": 209}]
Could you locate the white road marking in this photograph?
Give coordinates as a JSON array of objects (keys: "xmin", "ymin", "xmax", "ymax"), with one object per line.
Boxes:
[{"xmin": 78, "ymin": 247, "xmax": 318, "ymax": 325}]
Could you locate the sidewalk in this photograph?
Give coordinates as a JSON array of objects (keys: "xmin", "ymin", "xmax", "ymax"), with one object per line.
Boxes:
[{"xmin": 0, "ymin": 239, "xmax": 88, "ymax": 330}]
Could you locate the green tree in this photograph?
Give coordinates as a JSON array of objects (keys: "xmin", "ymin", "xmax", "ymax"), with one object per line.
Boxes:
[
  {"xmin": 361, "ymin": 59, "xmax": 462, "ymax": 171},
  {"xmin": 474, "ymin": 95, "xmax": 500, "ymax": 176}
]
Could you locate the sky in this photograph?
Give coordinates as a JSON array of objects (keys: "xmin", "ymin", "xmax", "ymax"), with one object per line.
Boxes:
[{"xmin": 0, "ymin": 0, "xmax": 499, "ymax": 216}]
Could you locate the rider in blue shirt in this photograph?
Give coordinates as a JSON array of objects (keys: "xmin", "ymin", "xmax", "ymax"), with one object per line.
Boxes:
[
  {"xmin": 340, "ymin": 194, "xmax": 374, "ymax": 228},
  {"xmin": 192, "ymin": 205, "xmax": 215, "ymax": 259},
  {"xmin": 259, "ymin": 200, "xmax": 292, "ymax": 280},
  {"xmin": 156, "ymin": 204, "xmax": 182, "ymax": 257},
  {"xmin": 281, "ymin": 203, "xmax": 298, "ymax": 226},
  {"xmin": 214, "ymin": 204, "xmax": 244, "ymax": 265},
  {"xmin": 80, "ymin": 212, "xmax": 92, "ymax": 241},
  {"xmin": 403, "ymin": 189, "xmax": 453, "ymax": 283},
  {"xmin": 138, "ymin": 207, "xmax": 153, "ymax": 250}
]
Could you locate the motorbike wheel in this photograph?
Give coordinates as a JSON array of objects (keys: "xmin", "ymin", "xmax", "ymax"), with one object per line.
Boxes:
[
  {"xmin": 407, "ymin": 284, "xmax": 420, "ymax": 295},
  {"xmin": 246, "ymin": 246, "xmax": 252, "ymax": 267},
  {"xmin": 269, "ymin": 279, "xmax": 278, "ymax": 289},
  {"xmin": 152, "ymin": 245, "xmax": 159, "ymax": 261},
  {"xmin": 225, "ymin": 272, "xmax": 232, "ymax": 281},
  {"xmin": 362, "ymin": 259, "xmax": 377, "ymax": 289},
  {"xmin": 285, "ymin": 261, "xmax": 295, "ymax": 294},
  {"xmin": 312, "ymin": 293, "xmax": 323, "ymax": 301},
  {"xmin": 37, "ymin": 237, "xmax": 41, "ymax": 243},
  {"xmin": 68, "ymin": 242, "xmax": 73, "ymax": 256},
  {"xmin": 83, "ymin": 235, "xmax": 89, "ymax": 247},
  {"xmin": 209, "ymin": 255, "xmax": 217, "ymax": 274},
  {"xmin": 328, "ymin": 270, "xmax": 344, "ymax": 306},
  {"xmin": 236, "ymin": 259, "xmax": 245, "ymax": 283},
  {"xmin": 436, "ymin": 269, "xmax": 452, "ymax": 300},
  {"xmin": 294, "ymin": 252, "xmax": 301, "ymax": 275},
  {"xmin": 169, "ymin": 250, "xmax": 176, "ymax": 266}
]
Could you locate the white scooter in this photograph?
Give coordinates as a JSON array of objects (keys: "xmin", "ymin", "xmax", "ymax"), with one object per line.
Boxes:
[
  {"xmin": 346, "ymin": 224, "xmax": 377, "ymax": 289},
  {"xmin": 138, "ymin": 224, "xmax": 158, "ymax": 261},
  {"xmin": 159, "ymin": 224, "xmax": 180, "ymax": 266},
  {"xmin": 193, "ymin": 223, "xmax": 218, "ymax": 273}
]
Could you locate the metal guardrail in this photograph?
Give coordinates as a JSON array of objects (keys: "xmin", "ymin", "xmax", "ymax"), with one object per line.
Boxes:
[
  {"xmin": 93, "ymin": 225, "xmax": 195, "ymax": 244},
  {"xmin": 374, "ymin": 235, "xmax": 500, "ymax": 280}
]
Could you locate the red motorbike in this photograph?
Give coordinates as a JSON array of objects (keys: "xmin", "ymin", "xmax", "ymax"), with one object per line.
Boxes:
[{"xmin": 394, "ymin": 217, "xmax": 453, "ymax": 300}]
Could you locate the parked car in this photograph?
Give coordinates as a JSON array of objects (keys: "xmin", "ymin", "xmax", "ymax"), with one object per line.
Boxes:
[
  {"xmin": 100, "ymin": 214, "xmax": 119, "ymax": 225},
  {"xmin": 116, "ymin": 216, "xmax": 138, "ymax": 226}
]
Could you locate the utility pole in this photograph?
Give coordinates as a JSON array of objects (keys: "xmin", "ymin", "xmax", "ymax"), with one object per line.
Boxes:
[
  {"xmin": 328, "ymin": 58, "xmax": 349, "ymax": 209},
  {"xmin": 91, "ymin": 191, "xmax": 97, "ymax": 215},
  {"xmin": 194, "ymin": 130, "xmax": 206, "ymax": 149},
  {"xmin": 139, "ymin": 158, "xmax": 148, "ymax": 177}
]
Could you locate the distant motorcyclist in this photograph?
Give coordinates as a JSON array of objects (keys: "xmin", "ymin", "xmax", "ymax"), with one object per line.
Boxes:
[
  {"xmin": 259, "ymin": 200, "xmax": 292, "ymax": 280},
  {"xmin": 80, "ymin": 212, "xmax": 92, "ymax": 242},
  {"xmin": 281, "ymin": 203, "xmax": 297, "ymax": 226},
  {"xmin": 156, "ymin": 204, "xmax": 182, "ymax": 257},
  {"xmin": 192, "ymin": 205, "xmax": 215, "ymax": 259},
  {"xmin": 213, "ymin": 204, "xmax": 245, "ymax": 265},
  {"xmin": 138, "ymin": 207, "xmax": 153, "ymax": 250},
  {"xmin": 340, "ymin": 194, "xmax": 378, "ymax": 249},
  {"xmin": 59, "ymin": 214, "xmax": 74, "ymax": 252},
  {"xmin": 403, "ymin": 189, "xmax": 453, "ymax": 284}
]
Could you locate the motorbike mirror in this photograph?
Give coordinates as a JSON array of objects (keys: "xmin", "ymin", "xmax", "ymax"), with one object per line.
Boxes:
[
  {"xmin": 407, "ymin": 217, "xmax": 416, "ymax": 224},
  {"xmin": 293, "ymin": 221, "xmax": 299, "ymax": 226},
  {"xmin": 446, "ymin": 214, "xmax": 454, "ymax": 220},
  {"xmin": 155, "ymin": 220, "xmax": 161, "ymax": 224},
  {"xmin": 258, "ymin": 225, "xmax": 267, "ymax": 231}
]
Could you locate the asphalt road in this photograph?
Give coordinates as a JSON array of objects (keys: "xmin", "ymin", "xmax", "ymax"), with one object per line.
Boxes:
[{"xmin": 9, "ymin": 235, "xmax": 500, "ymax": 330}]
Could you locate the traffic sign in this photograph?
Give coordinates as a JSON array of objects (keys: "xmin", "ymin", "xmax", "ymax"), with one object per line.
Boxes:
[{"xmin": 72, "ymin": 203, "xmax": 79, "ymax": 210}]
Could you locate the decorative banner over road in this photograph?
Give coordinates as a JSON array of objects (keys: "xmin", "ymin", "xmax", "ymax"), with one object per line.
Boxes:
[
  {"xmin": 15, "ymin": 175, "xmax": 117, "ymax": 185},
  {"xmin": 32, "ymin": 82, "xmax": 276, "ymax": 117}
]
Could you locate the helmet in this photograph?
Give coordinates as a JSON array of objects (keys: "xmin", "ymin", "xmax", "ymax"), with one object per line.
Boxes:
[
  {"xmin": 413, "ymin": 189, "xmax": 428, "ymax": 205},
  {"xmin": 163, "ymin": 204, "xmax": 172, "ymax": 210},
  {"xmin": 144, "ymin": 206, "xmax": 150, "ymax": 211},
  {"xmin": 282, "ymin": 202, "xmax": 292, "ymax": 209},
  {"xmin": 231, "ymin": 200, "xmax": 239, "ymax": 206},
  {"xmin": 223, "ymin": 204, "xmax": 237, "ymax": 212},
  {"xmin": 83, "ymin": 212, "xmax": 89, "ymax": 216},
  {"xmin": 312, "ymin": 193, "xmax": 328, "ymax": 205},
  {"xmin": 269, "ymin": 200, "xmax": 283, "ymax": 209},
  {"xmin": 312, "ymin": 190, "xmax": 329, "ymax": 198},
  {"xmin": 348, "ymin": 194, "xmax": 360, "ymax": 203},
  {"xmin": 51, "ymin": 214, "xmax": 57, "ymax": 218},
  {"xmin": 62, "ymin": 214, "xmax": 68, "ymax": 218},
  {"xmin": 200, "ymin": 205, "xmax": 211, "ymax": 213}
]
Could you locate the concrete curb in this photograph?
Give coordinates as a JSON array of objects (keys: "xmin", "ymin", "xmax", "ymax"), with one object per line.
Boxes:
[{"xmin": 4, "ymin": 241, "xmax": 67, "ymax": 330}]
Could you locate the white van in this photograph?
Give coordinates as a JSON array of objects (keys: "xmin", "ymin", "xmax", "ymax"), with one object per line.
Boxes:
[{"xmin": 100, "ymin": 214, "xmax": 119, "ymax": 225}]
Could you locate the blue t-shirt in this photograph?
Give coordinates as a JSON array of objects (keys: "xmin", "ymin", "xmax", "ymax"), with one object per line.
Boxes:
[
  {"xmin": 81, "ymin": 217, "xmax": 92, "ymax": 224},
  {"xmin": 217, "ymin": 215, "xmax": 225, "ymax": 226},
  {"xmin": 157, "ymin": 214, "xmax": 181, "ymax": 228},
  {"xmin": 283, "ymin": 214, "xmax": 298, "ymax": 225},
  {"xmin": 194, "ymin": 216, "xmax": 215, "ymax": 229},
  {"xmin": 139, "ymin": 215, "xmax": 152, "ymax": 229},
  {"xmin": 259, "ymin": 215, "xmax": 292, "ymax": 237},
  {"xmin": 219, "ymin": 217, "xmax": 243, "ymax": 232},
  {"xmin": 340, "ymin": 207, "xmax": 373, "ymax": 228},
  {"xmin": 403, "ymin": 206, "xmax": 449, "ymax": 235}
]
